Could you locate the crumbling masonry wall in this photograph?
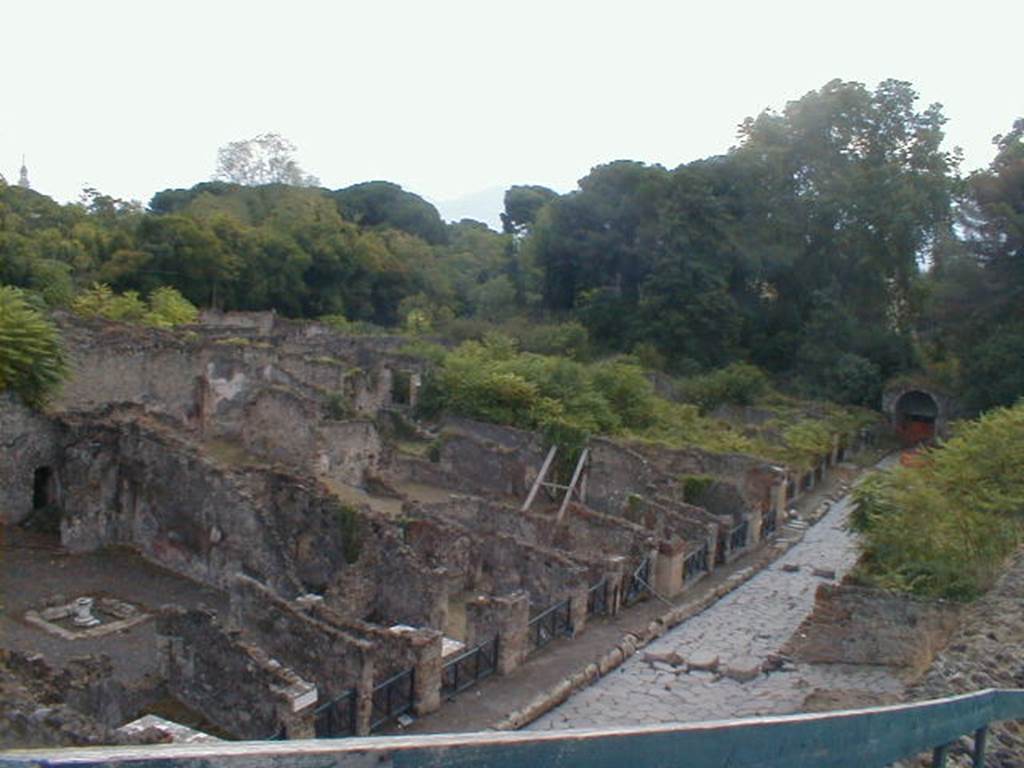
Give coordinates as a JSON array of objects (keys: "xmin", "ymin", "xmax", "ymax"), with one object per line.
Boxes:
[
  {"xmin": 157, "ymin": 606, "xmax": 317, "ymax": 740},
  {"xmin": 0, "ymin": 393, "xmax": 60, "ymax": 525}
]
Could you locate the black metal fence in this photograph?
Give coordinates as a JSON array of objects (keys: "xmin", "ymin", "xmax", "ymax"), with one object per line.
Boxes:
[
  {"xmin": 370, "ymin": 669, "xmax": 414, "ymax": 732},
  {"xmin": 683, "ymin": 543, "xmax": 709, "ymax": 582},
  {"xmin": 761, "ymin": 507, "xmax": 778, "ymax": 539},
  {"xmin": 527, "ymin": 597, "xmax": 572, "ymax": 653},
  {"xmin": 621, "ymin": 556, "xmax": 652, "ymax": 606},
  {"xmin": 729, "ymin": 520, "xmax": 749, "ymax": 552},
  {"xmin": 441, "ymin": 636, "xmax": 499, "ymax": 699},
  {"xmin": 587, "ymin": 577, "xmax": 610, "ymax": 616},
  {"xmin": 314, "ymin": 688, "xmax": 357, "ymax": 739}
]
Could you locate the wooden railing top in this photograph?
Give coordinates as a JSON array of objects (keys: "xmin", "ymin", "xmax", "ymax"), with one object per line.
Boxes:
[{"xmin": 3, "ymin": 688, "xmax": 1023, "ymax": 768}]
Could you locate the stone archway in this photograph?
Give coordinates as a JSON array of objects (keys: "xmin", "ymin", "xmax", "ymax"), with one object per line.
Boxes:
[{"xmin": 893, "ymin": 390, "xmax": 939, "ymax": 446}]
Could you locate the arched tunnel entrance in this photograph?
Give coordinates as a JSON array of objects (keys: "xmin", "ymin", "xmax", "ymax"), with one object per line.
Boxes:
[{"xmin": 894, "ymin": 390, "xmax": 939, "ymax": 446}]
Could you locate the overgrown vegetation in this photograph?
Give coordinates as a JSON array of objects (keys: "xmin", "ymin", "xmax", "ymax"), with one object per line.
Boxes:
[
  {"xmin": 0, "ymin": 286, "xmax": 67, "ymax": 407},
  {"xmin": 851, "ymin": 402, "xmax": 1024, "ymax": 600},
  {"xmin": 413, "ymin": 335, "xmax": 874, "ymax": 469}
]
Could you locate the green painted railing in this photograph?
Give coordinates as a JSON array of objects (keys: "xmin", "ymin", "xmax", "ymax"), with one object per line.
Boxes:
[{"xmin": 2, "ymin": 688, "xmax": 1022, "ymax": 768}]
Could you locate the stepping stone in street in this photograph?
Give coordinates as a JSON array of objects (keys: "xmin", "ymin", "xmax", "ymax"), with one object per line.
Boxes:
[
  {"xmin": 687, "ymin": 652, "xmax": 720, "ymax": 673},
  {"xmin": 722, "ymin": 657, "xmax": 762, "ymax": 683}
]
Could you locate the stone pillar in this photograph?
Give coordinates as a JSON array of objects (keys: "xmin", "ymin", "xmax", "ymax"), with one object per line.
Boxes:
[
  {"xmin": 273, "ymin": 678, "xmax": 318, "ymax": 739},
  {"xmin": 747, "ymin": 506, "xmax": 763, "ymax": 545},
  {"xmin": 409, "ymin": 373, "xmax": 422, "ymax": 411},
  {"xmin": 653, "ymin": 540, "xmax": 685, "ymax": 598},
  {"xmin": 772, "ymin": 480, "xmax": 786, "ymax": 516},
  {"xmin": 829, "ymin": 433, "xmax": 840, "ymax": 466},
  {"xmin": 464, "ymin": 592, "xmax": 530, "ymax": 676},
  {"xmin": 353, "ymin": 655, "xmax": 375, "ymax": 737},
  {"xmin": 569, "ymin": 584, "xmax": 588, "ymax": 636},
  {"xmin": 606, "ymin": 555, "xmax": 627, "ymax": 615},
  {"xmin": 409, "ymin": 629, "xmax": 443, "ymax": 716}
]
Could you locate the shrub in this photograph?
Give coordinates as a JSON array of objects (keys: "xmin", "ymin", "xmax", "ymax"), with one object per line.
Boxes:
[
  {"xmin": 676, "ymin": 363, "xmax": 770, "ymax": 412},
  {"xmin": 0, "ymin": 285, "xmax": 67, "ymax": 407},
  {"xmin": 851, "ymin": 402, "xmax": 1024, "ymax": 600},
  {"xmin": 146, "ymin": 286, "xmax": 199, "ymax": 327},
  {"xmin": 72, "ymin": 283, "xmax": 198, "ymax": 327}
]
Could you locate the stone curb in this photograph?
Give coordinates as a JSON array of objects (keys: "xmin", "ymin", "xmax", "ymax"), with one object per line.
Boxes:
[{"xmin": 491, "ymin": 456, "xmax": 886, "ymax": 732}]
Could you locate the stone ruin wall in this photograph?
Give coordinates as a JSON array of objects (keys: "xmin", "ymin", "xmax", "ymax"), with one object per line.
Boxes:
[
  {"xmin": 227, "ymin": 576, "xmax": 374, "ymax": 700},
  {"xmin": 51, "ymin": 316, "xmax": 420, "ymax": 491},
  {"xmin": 157, "ymin": 606, "xmax": 317, "ymax": 740},
  {"xmin": 0, "ymin": 393, "xmax": 59, "ymax": 525},
  {"xmin": 46, "ymin": 411, "xmax": 445, "ymax": 630}
]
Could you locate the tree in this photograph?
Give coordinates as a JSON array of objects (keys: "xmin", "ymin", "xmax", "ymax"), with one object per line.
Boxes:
[
  {"xmin": 331, "ymin": 181, "xmax": 448, "ymax": 245},
  {"xmin": 0, "ymin": 285, "xmax": 67, "ymax": 407},
  {"xmin": 214, "ymin": 133, "xmax": 320, "ymax": 187},
  {"xmin": 962, "ymin": 118, "xmax": 1024, "ymax": 317},
  {"xmin": 501, "ymin": 185, "xmax": 558, "ymax": 236}
]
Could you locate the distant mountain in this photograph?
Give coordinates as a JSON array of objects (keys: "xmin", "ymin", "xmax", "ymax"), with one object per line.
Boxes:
[{"xmin": 433, "ymin": 185, "xmax": 506, "ymax": 231}]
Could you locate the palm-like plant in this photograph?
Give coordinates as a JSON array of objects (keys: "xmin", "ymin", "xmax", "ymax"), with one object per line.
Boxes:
[{"xmin": 0, "ymin": 286, "xmax": 67, "ymax": 407}]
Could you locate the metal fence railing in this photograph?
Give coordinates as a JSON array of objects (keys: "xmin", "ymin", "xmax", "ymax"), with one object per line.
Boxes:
[
  {"xmin": 683, "ymin": 542, "xmax": 709, "ymax": 582},
  {"xmin": 370, "ymin": 668, "xmax": 414, "ymax": 732},
  {"xmin": 527, "ymin": 598, "xmax": 572, "ymax": 653},
  {"xmin": 586, "ymin": 577, "xmax": 610, "ymax": 616},
  {"xmin": 620, "ymin": 556, "xmax": 652, "ymax": 607},
  {"xmin": 21, "ymin": 689, "xmax": 1024, "ymax": 767},
  {"xmin": 441, "ymin": 637, "xmax": 498, "ymax": 699},
  {"xmin": 728, "ymin": 519, "xmax": 749, "ymax": 552},
  {"xmin": 313, "ymin": 687, "xmax": 357, "ymax": 739}
]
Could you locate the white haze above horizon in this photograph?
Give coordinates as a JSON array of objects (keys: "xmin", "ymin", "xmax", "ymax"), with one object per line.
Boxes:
[{"xmin": 3, "ymin": 0, "xmax": 1022, "ymax": 228}]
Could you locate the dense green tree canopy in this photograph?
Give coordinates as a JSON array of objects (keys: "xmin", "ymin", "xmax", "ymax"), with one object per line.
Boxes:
[{"xmin": 0, "ymin": 81, "xmax": 1020, "ymax": 413}]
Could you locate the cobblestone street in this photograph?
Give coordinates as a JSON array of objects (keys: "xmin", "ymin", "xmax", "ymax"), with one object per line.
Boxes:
[{"xmin": 530, "ymin": 471, "xmax": 904, "ymax": 729}]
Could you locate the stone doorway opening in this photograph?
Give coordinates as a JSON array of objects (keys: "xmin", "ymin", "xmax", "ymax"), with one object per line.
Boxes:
[
  {"xmin": 25, "ymin": 465, "xmax": 61, "ymax": 535},
  {"xmin": 32, "ymin": 466, "xmax": 53, "ymax": 509},
  {"xmin": 894, "ymin": 390, "xmax": 938, "ymax": 446}
]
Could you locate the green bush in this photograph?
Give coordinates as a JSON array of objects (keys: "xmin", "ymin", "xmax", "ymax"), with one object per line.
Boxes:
[
  {"xmin": 146, "ymin": 286, "xmax": 199, "ymax": 327},
  {"xmin": 676, "ymin": 363, "xmax": 770, "ymax": 412},
  {"xmin": 851, "ymin": 402, "xmax": 1024, "ymax": 600},
  {"xmin": 72, "ymin": 283, "xmax": 198, "ymax": 327},
  {"xmin": 0, "ymin": 285, "xmax": 67, "ymax": 407},
  {"xmin": 681, "ymin": 474, "xmax": 714, "ymax": 502}
]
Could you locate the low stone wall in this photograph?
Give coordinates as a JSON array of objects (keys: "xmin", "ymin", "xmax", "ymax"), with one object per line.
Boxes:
[{"xmin": 782, "ymin": 583, "xmax": 960, "ymax": 674}]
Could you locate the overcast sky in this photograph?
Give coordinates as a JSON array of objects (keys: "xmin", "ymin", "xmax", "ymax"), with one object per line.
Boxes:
[{"xmin": 3, "ymin": 0, "xmax": 1022, "ymax": 218}]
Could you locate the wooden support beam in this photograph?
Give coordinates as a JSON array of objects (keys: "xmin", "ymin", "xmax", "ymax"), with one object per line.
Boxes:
[
  {"xmin": 555, "ymin": 448, "xmax": 589, "ymax": 525},
  {"xmin": 521, "ymin": 445, "xmax": 557, "ymax": 513}
]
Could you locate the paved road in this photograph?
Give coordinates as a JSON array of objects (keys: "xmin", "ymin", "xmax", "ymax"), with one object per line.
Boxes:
[{"xmin": 530, "ymin": 469, "xmax": 903, "ymax": 729}]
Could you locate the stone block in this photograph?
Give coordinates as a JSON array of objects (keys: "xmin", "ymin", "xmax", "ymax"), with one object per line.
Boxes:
[{"xmin": 687, "ymin": 652, "xmax": 719, "ymax": 673}]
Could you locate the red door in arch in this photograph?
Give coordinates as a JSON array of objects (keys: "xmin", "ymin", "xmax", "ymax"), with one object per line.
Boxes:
[{"xmin": 898, "ymin": 416, "xmax": 934, "ymax": 446}]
